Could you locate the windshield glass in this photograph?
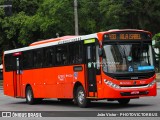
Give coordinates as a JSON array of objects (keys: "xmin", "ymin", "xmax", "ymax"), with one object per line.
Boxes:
[{"xmin": 102, "ymin": 43, "xmax": 154, "ymax": 73}]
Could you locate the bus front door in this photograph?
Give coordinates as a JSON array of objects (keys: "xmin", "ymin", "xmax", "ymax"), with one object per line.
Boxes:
[
  {"xmin": 13, "ymin": 54, "xmax": 23, "ymax": 97},
  {"xmin": 86, "ymin": 44, "xmax": 97, "ymax": 97}
]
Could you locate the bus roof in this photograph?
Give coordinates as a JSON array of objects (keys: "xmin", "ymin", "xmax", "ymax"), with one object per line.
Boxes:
[
  {"xmin": 4, "ymin": 29, "xmax": 151, "ymax": 55},
  {"xmin": 30, "ymin": 36, "xmax": 77, "ymax": 46},
  {"xmin": 4, "ymin": 33, "xmax": 97, "ymax": 55}
]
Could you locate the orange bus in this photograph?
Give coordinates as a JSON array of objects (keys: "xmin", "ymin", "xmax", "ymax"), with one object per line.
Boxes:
[{"xmin": 3, "ymin": 29, "xmax": 157, "ymax": 107}]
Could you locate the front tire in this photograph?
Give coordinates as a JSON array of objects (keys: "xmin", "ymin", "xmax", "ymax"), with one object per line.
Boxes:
[
  {"xmin": 76, "ymin": 86, "xmax": 90, "ymax": 108},
  {"xmin": 117, "ymin": 99, "xmax": 130, "ymax": 105}
]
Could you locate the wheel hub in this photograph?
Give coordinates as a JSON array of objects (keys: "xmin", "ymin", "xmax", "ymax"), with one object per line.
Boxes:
[
  {"xmin": 27, "ymin": 89, "xmax": 32, "ymax": 102},
  {"xmin": 78, "ymin": 90, "xmax": 85, "ymax": 104}
]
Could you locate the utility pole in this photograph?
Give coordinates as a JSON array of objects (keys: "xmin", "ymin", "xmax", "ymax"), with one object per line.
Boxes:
[{"xmin": 74, "ymin": 0, "xmax": 79, "ymax": 35}]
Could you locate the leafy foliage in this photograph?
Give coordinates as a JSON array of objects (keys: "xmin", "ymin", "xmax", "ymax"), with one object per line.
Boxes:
[{"xmin": 1, "ymin": 0, "xmax": 160, "ymax": 64}]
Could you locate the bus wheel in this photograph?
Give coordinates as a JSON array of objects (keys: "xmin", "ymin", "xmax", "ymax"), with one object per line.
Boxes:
[
  {"xmin": 117, "ymin": 99, "xmax": 130, "ymax": 105},
  {"xmin": 76, "ymin": 86, "xmax": 90, "ymax": 108},
  {"xmin": 26, "ymin": 86, "xmax": 35, "ymax": 105}
]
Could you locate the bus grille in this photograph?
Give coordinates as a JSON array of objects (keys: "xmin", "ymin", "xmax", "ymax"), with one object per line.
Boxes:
[{"xmin": 107, "ymin": 72, "xmax": 155, "ymax": 80}]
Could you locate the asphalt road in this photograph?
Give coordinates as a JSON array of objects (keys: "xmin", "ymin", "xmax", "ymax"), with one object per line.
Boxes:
[{"xmin": 0, "ymin": 86, "xmax": 159, "ymax": 120}]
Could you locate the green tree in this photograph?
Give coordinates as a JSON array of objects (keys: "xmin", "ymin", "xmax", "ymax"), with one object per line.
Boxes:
[
  {"xmin": 78, "ymin": 0, "xmax": 101, "ymax": 34},
  {"xmin": 37, "ymin": 0, "xmax": 75, "ymax": 38},
  {"xmin": 12, "ymin": 0, "xmax": 43, "ymax": 16},
  {"xmin": 153, "ymin": 33, "xmax": 160, "ymax": 72},
  {"xmin": 99, "ymin": 0, "xmax": 160, "ymax": 34},
  {"xmin": 1, "ymin": 0, "xmax": 160, "ymax": 64}
]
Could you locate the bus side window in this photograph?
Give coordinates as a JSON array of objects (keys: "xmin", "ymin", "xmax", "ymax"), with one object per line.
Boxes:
[
  {"xmin": 44, "ymin": 47, "xmax": 55, "ymax": 67},
  {"xmin": 23, "ymin": 51, "xmax": 33, "ymax": 69},
  {"xmin": 33, "ymin": 49, "xmax": 43, "ymax": 68},
  {"xmin": 68, "ymin": 42, "xmax": 83, "ymax": 64},
  {"xmin": 55, "ymin": 45, "xmax": 68, "ymax": 65},
  {"xmin": 4, "ymin": 54, "xmax": 14, "ymax": 71}
]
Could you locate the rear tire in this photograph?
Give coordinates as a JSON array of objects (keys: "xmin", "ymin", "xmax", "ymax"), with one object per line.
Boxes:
[
  {"xmin": 76, "ymin": 86, "xmax": 90, "ymax": 108},
  {"xmin": 118, "ymin": 99, "xmax": 130, "ymax": 105},
  {"xmin": 26, "ymin": 86, "xmax": 36, "ymax": 105}
]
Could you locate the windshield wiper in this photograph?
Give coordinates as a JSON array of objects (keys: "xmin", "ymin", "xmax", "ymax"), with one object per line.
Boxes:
[{"xmin": 116, "ymin": 43, "xmax": 127, "ymax": 58}]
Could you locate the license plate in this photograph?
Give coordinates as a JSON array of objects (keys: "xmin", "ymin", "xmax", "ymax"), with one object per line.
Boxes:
[{"xmin": 131, "ymin": 91, "xmax": 139, "ymax": 95}]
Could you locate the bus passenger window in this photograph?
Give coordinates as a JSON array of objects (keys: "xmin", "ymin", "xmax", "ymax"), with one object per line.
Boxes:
[
  {"xmin": 23, "ymin": 51, "xmax": 33, "ymax": 69},
  {"xmin": 55, "ymin": 45, "xmax": 68, "ymax": 65},
  {"xmin": 4, "ymin": 54, "xmax": 14, "ymax": 71},
  {"xmin": 44, "ymin": 47, "xmax": 54, "ymax": 67},
  {"xmin": 33, "ymin": 49, "xmax": 43, "ymax": 68},
  {"xmin": 68, "ymin": 42, "xmax": 83, "ymax": 64}
]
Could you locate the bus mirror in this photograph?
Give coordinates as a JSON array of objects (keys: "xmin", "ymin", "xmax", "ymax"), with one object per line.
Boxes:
[{"xmin": 98, "ymin": 48, "xmax": 103, "ymax": 57}]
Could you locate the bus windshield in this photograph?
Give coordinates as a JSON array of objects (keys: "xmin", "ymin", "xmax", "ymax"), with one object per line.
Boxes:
[{"xmin": 102, "ymin": 43, "xmax": 154, "ymax": 73}]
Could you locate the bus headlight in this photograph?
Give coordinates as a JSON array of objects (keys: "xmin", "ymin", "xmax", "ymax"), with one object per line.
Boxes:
[
  {"xmin": 104, "ymin": 79, "xmax": 121, "ymax": 89},
  {"xmin": 148, "ymin": 80, "xmax": 156, "ymax": 87}
]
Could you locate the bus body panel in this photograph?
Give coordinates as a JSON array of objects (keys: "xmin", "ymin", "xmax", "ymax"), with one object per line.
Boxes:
[
  {"xmin": 102, "ymin": 84, "xmax": 156, "ymax": 99},
  {"xmin": 3, "ymin": 72, "xmax": 14, "ymax": 97},
  {"xmin": 96, "ymin": 75, "xmax": 104, "ymax": 98},
  {"xmin": 42, "ymin": 65, "xmax": 85, "ymax": 99},
  {"xmin": 16, "ymin": 65, "xmax": 85, "ymax": 99},
  {"xmin": 22, "ymin": 69, "xmax": 45, "ymax": 98},
  {"xmin": 100, "ymin": 72, "xmax": 157, "ymax": 98},
  {"xmin": 3, "ymin": 64, "xmax": 86, "ymax": 99}
]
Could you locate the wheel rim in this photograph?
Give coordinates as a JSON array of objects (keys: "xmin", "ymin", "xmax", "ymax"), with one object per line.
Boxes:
[
  {"xmin": 27, "ymin": 89, "xmax": 32, "ymax": 102},
  {"xmin": 78, "ymin": 90, "xmax": 85, "ymax": 104}
]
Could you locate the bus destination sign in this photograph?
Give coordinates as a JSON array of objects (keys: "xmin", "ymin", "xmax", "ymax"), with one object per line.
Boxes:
[{"xmin": 103, "ymin": 32, "xmax": 151, "ymax": 40}]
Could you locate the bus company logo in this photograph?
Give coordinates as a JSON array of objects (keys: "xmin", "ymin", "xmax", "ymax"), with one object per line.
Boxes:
[
  {"xmin": 58, "ymin": 75, "xmax": 65, "ymax": 81},
  {"xmin": 133, "ymin": 81, "xmax": 137, "ymax": 85},
  {"xmin": 120, "ymin": 82, "xmax": 132, "ymax": 85},
  {"xmin": 140, "ymin": 81, "xmax": 146, "ymax": 84},
  {"xmin": 66, "ymin": 74, "xmax": 73, "ymax": 78}
]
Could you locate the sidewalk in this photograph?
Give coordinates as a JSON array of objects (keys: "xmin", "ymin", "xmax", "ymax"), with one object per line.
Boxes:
[
  {"xmin": 156, "ymin": 73, "xmax": 160, "ymax": 82},
  {"xmin": 157, "ymin": 82, "xmax": 160, "ymax": 89}
]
